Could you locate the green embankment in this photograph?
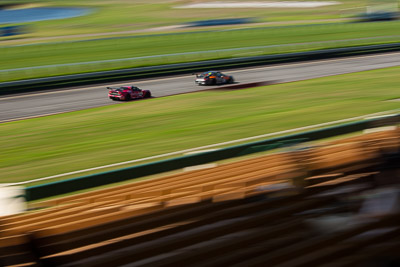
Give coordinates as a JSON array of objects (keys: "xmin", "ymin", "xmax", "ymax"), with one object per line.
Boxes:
[
  {"xmin": 1, "ymin": 66, "xmax": 399, "ymax": 185},
  {"xmin": 2, "ymin": 21, "xmax": 400, "ymax": 82},
  {"xmin": 1, "ymin": 0, "xmax": 399, "ymax": 82},
  {"xmin": 1, "ymin": 0, "xmax": 367, "ymax": 38}
]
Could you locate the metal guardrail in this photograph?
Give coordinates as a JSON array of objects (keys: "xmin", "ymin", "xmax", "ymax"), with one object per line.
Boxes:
[
  {"xmin": 24, "ymin": 114, "xmax": 400, "ymax": 201},
  {"xmin": 1, "ymin": 42, "xmax": 400, "ymax": 95}
]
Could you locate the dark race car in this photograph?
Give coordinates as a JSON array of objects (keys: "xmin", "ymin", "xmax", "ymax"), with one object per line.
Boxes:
[
  {"xmin": 194, "ymin": 71, "xmax": 234, "ymax": 85},
  {"xmin": 107, "ymin": 85, "xmax": 151, "ymax": 101}
]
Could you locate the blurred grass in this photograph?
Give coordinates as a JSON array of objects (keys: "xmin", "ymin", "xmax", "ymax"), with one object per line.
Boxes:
[
  {"xmin": 1, "ymin": 0, "xmax": 367, "ymax": 36},
  {"xmin": 1, "ymin": 21, "xmax": 400, "ymax": 82},
  {"xmin": 1, "ymin": 66, "xmax": 399, "ymax": 185},
  {"xmin": 2, "ymin": 0, "xmax": 399, "ymax": 82}
]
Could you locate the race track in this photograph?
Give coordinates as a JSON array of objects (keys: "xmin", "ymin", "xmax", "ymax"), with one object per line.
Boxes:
[{"xmin": 1, "ymin": 52, "xmax": 400, "ymax": 122}]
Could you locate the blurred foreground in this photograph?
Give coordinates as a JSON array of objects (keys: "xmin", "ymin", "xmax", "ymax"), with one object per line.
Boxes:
[{"xmin": 1, "ymin": 126, "xmax": 399, "ymax": 266}]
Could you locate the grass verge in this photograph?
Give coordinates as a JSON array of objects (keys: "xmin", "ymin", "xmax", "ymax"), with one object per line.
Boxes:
[
  {"xmin": 2, "ymin": 21, "xmax": 400, "ymax": 82},
  {"xmin": 1, "ymin": 0, "xmax": 400, "ymax": 83},
  {"xmin": 1, "ymin": 66, "xmax": 399, "ymax": 185}
]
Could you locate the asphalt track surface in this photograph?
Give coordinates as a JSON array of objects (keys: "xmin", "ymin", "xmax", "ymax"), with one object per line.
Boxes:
[{"xmin": 1, "ymin": 52, "xmax": 400, "ymax": 123}]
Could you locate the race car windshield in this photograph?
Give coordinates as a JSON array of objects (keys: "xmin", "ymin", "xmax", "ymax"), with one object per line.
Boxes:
[{"xmin": 199, "ymin": 72, "xmax": 215, "ymax": 77}]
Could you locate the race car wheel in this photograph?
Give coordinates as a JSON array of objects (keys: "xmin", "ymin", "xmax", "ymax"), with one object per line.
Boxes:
[
  {"xmin": 228, "ymin": 77, "xmax": 234, "ymax": 84},
  {"xmin": 145, "ymin": 91, "xmax": 152, "ymax": 98},
  {"xmin": 125, "ymin": 94, "xmax": 131, "ymax": 101},
  {"xmin": 211, "ymin": 79, "xmax": 217, "ymax": 85}
]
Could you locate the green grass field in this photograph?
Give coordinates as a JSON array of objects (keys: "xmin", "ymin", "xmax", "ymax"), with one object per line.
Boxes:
[
  {"xmin": 2, "ymin": 21, "xmax": 400, "ymax": 82},
  {"xmin": 2, "ymin": 0, "xmax": 399, "ymax": 82},
  {"xmin": 1, "ymin": 66, "xmax": 399, "ymax": 186},
  {"xmin": 1, "ymin": 1, "xmax": 399, "ymax": 188},
  {"xmin": 1, "ymin": 0, "xmax": 370, "ymax": 37}
]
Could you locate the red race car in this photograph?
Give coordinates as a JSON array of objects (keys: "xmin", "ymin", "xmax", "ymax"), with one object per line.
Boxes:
[{"xmin": 108, "ymin": 85, "xmax": 151, "ymax": 101}]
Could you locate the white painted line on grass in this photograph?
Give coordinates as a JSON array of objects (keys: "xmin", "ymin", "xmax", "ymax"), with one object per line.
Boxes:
[
  {"xmin": 176, "ymin": 1, "xmax": 340, "ymax": 8},
  {"xmin": 2, "ymin": 36, "xmax": 399, "ymax": 74},
  {"xmin": 6, "ymin": 108, "xmax": 399, "ymax": 186}
]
